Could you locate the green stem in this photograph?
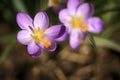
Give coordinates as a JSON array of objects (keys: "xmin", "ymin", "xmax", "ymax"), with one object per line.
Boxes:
[
  {"xmin": 0, "ymin": 37, "xmax": 16, "ymax": 63},
  {"xmin": 93, "ymin": 36, "xmax": 120, "ymax": 52}
]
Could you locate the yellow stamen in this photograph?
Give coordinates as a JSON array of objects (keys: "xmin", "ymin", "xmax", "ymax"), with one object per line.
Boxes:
[
  {"xmin": 32, "ymin": 28, "xmax": 51, "ymax": 48},
  {"xmin": 81, "ymin": 25, "xmax": 89, "ymax": 32},
  {"xmin": 70, "ymin": 16, "xmax": 89, "ymax": 32},
  {"xmin": 42, "ymin": 40, "xmax": 51, "ymax": 48},
  {"xmin": 32, "ymin": 28, "xmax": 45, "ymax": 42},
  {"xmin": 71, "ymin": 17, "xmax": 83, "ymax": 29}
]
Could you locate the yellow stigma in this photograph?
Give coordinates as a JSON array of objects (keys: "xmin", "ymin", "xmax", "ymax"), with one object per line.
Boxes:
[
  {"xmin": 70, "ymin": 16, "xmax": 89, "ymax": 32},
  {"xmin": 32, "ymin": 28, "xmax": 51, "ymax": 48},
  {"xmin": 71, "ymin": 16, "xmax": 83, "ymax": 28},
  {"xmin": 81, "ymin": 25, "xmax": 89, "ymax": 32},
  {"xmin": 42, "ymin": 40, "xmax": 51, "ymax": 48}
]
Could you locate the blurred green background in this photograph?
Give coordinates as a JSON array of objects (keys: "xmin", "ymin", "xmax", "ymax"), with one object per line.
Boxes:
[{"xmin": 0, "ymin": 0, "xmax": 120, "ymax": 80}]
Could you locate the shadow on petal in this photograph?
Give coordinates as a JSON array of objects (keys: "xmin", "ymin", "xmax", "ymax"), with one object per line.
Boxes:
[
  {"xmin": 27, "ymin": 42, "xmax": 42, "ymax": 57},
  {"xmin": 56, "ymin": 29, "xmax": 68, "ymax": 42},
  {"xmin": 45, "ymin": 25, "xmax": 66, "ymax": 39},
  {"xmin": 46, "ymin": 42, "xmax": 57, "ymax": 52}
]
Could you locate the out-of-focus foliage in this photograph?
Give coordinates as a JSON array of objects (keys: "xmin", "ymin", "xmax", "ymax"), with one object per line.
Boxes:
[
  {"xmin": 0, "ymin": 0, "xmax": 120, "ymax": 63},
  {"xmin": 84, "ymin": 0, "xmax": 120, "ymax": 51}
]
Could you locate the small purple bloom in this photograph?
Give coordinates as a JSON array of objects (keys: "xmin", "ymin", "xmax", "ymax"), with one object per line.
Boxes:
[
  {"xmin": 16, "ymin": 11, "xmax": 65, "ymax": 57},
  {"xmin": 59, "ymin": 0, "xmax": 104, "ymax": 49}
]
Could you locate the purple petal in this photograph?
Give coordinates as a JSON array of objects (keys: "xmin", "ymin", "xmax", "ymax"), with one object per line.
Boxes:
[
  {"xmin": 17, "ymin": 30, "xmax": 31, "ymax": 45},
  {"xmin": 34, "ymin": 12, "xmax": 49, "ymax": 30},
  {"xmin": 70, "ymin": 31, "xmax": 80, "ymax": 49},
  {"xmin": 16, "ymin": 12, "xmax": 33, "ymax": 30},
  {"xmin": 76, "ymin": 3, "xmax": 94, "ymax": 19},
  {"xmin": 59, "ymin": 9, "xmax": 70, "ymax": 24},
  {"xmin": 79, "ymin": 31, "xmax": 86, "ymax": 40},
  {"xmin": 55, "ymin": 29, "xmax": 69, "ymax": 42},
  {"xmin": 27, "ymin": 42, "xmax": 42, "ymax": 57},
  {"xmin": 46, "ymin": 42, "xmax": 57, "ymax": 52},
  {"xmin": 45, "ymin": 25, "xmax": 66, "ymax": 38},
  {"xmin": 87, "ymin": 17, "xmax": 104, "ymax": 33},
  {"xmin": 67, "ymin": 0, "xmax": 82, "ymax": 15}
]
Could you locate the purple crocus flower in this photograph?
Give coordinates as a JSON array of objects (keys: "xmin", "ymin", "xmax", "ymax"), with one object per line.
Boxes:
[
  {"xmin": 16, "ymin": 11, "xmax": 65, "ymax": 57},
  {"xmin": 59, "ymin": 0, "xmax": 104, "ymax": 49}
]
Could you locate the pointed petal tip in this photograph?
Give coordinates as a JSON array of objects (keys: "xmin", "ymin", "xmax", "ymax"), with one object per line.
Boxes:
[
  {"xmin": 59, "ymin": 9, "xmax": 70, "ymax": 24},
  {"xmin": 45, "ymin": 24, "xmax": 66, "ymax": 39},
  {"xmin": 16, "ymin": 12, "xmax": 24, "ymax": 17},
  {"xmin": 16, "ymin": 12, "xmax": 33, "ymax": 30},
  {"xmin": 27, "ymin": 42, "xmax": 42, "ymax": 57},
  {"xmin": 29, "ymin": 53, "xmax": 41, "ymax": 58},
  {"xmin": 34, "ymin": 11, "xmax": 49, "ymax": 30},
  {"xmin": 67, "ymin": 0, "xmax": 82, "ymax": 15},
  {"xmin": 16, "ymin": 12, "xmax": 25, "ymax": 25},
  {"xmin": 77, "ymin": 3, "xmax": 94, "ymax": 19},
  {"xmin": 87, "ymin": 17, "xmax": 104, "ymax": 33},
  {"xmin": 56, "ymin": 30, "xmax": 68, "ymax": 42}
]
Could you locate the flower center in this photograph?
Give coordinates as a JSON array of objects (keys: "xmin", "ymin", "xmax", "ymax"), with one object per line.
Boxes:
[
  {"xmin": 31, "ymin": 28, "xmax": 51, "ymax": 48},
  {"xmin": 70, "ymin": 16, "xmax": 89, "ymax": 32}
]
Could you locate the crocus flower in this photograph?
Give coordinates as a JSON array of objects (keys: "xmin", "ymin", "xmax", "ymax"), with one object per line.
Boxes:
[
  {"xmin": 16, "ymin": 11, "xmax": 65, "ymax": 57},
  {"xmin": 59, "ymin": 0, "xmax": 104, "ymax": 49}
]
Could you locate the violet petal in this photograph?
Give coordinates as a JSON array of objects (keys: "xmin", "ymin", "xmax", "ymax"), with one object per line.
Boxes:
[
  {"xmin": 67, "ymin": 0, "xmax": 82, "ymax": 15},
  {"xmin": 55, "ymin": 29, "xmax": 68, "ymax": 42},
  {"xmin": 87, "ymin": 17, "xmax": 104, "ymax": 33},
  {"xmin": 70, "ymin": 31, "xmax": 80, "ymax": 49},
  {"xmin": 27, "ymin": 42, "xmax": 42, "ymax": 57},
  {"xmin": 16, "ymin": 12, "xmax": 33, "ymax": 30},
  {"xmin": 45, "ymin": 25, "xmax": 66, "ymax": 39},
  {"xmin": 77, "ymin": 3, "xmax": 94, "ymax": 19},
  {"xmin": 59, "ymin": 9, "xmax": 70, "ymax": 24},
  {"xmin": 17, "ymin": 30, "xmax": 31, "ymax": 45},
  {"xmin": 34, "ymin": 12, "xmax": 49, "ymax": 30}
]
